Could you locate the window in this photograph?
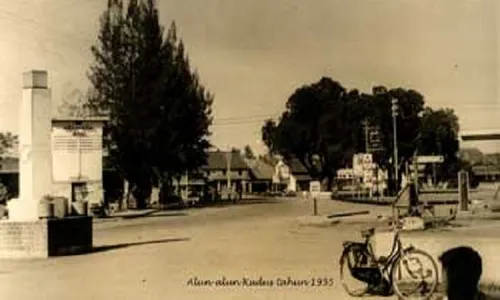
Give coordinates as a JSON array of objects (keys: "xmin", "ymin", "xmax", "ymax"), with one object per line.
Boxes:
[
  {"xmin": 238, "ymin": 170, "xmax": 242, "ymax": 176},
  {"xmin": 71, "ymin": 182, "xmax": 88, "ymax": 202}
]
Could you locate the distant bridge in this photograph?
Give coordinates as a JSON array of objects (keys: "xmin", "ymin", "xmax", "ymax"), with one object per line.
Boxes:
[{"xmin": 460, "ymin": 129, "xmax": 500, "ymax": 141}]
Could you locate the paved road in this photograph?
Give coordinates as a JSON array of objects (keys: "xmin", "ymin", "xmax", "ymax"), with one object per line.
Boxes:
[{"xmin": 0, "ymin": 197, "xmax": 498, "ymax": 300}]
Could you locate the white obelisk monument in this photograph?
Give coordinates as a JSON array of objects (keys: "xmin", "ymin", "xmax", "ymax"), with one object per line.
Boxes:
[{"xmin": 8, "ymin": 70, "xmax": 53, "ymax": 220}]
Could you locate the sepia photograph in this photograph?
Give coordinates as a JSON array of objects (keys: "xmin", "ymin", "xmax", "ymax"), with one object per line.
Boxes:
[{"xmin": 0, "ymin": 0, "xmax": 499, "ymax": 299}]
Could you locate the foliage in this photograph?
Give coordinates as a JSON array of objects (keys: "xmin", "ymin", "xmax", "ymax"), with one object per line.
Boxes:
[
  {"xmin": 88, "ymin": 0, "xmax": 212, "ymax": 207},
  {"xmin": 57, "ymin": 87, "xmax": 95, "ymax": 118},
  {"xmin": 0, "ymin": 183, "xmax": 8, "ymax": 204},
  {"xmin": 418, "ymin": 107, "xmax": 460, "ymax": 180},
  {"xmin": 262, "ymin": 77, "xmax": 460, "ymax": 189},
  {"xmin": 0, "ymin": 132, "xmax": 17, "ymax": 158},
  {"xmin": 243, "ymin": 145, "xmax": 255, "ymax": 159}
]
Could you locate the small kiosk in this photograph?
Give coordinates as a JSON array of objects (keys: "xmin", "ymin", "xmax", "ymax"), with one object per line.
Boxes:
[{"xmin": 51, "ymin": 116, "xmax": 108, "ymax": 215}]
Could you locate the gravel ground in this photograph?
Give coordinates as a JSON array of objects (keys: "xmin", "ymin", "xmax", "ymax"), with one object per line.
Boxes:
[{"xmin": 0, "ymin": 196, "xmax": 498, "ymax": 299}]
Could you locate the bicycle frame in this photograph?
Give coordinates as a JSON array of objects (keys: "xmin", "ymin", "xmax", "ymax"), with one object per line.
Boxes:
[
  {"xmin": 363, "ymin": 229, "xmax": 414, "ymax": 282},
  {"xmin": 342, "ymin": 227, "xmax": 438, "ymax": 300}
]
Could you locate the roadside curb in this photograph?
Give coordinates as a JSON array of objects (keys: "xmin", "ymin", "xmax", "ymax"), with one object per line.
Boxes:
[{"xmin": 296, "ymin": 215, "xmax": 340, "ymax": 227}]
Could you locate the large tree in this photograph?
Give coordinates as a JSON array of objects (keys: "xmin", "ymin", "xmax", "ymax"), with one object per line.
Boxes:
[
  {"xmin": 88, "ymin": 0, "xmax": 212, "ymax": 207},
  {"xmin": 263, "ymin": 77, "xmax": 462, "ymax": 191},
  {"xmin": 262, "ymin": 77, "xmax": 366, "ymax": 187},
  {"xmin": 0, "ymin": 132, "xmax": 17, "ymax": 159},
  {"xmin": 365, "ymin": 86, "xmax": 425, "ymax": 188},
  {"xmin": 152, "ymin": 24, "xmax": 213, "ymax": 201},
  {"xmin": 418, "ymin": 107, "xmax": 460, "ymax": 181}
]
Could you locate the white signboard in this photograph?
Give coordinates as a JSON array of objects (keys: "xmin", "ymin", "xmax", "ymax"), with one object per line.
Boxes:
[
  {"xmin": 309, "ymin": 181, "xmax": 321, "ymax": 197},
  {"xmin": 416, "ymin": 155, "xmax": 444, "ymax": 164},
  {"xmin": 353, "ymin": 153, "xmax": 373, "ymax": 177},
  {"xmin": 409, "ymin": 165, "xmax": 426, "ymax": 171},
  {"xmin": 336, "ymin": 169, "xmax": 354, "ymax": 179},
  {"xmin": 52, "ymin": 121, "xmax": 104, "ymax": 182}
]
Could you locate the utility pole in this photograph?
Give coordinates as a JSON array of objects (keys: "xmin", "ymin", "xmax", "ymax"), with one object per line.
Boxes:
[
  {"xmin": 226, "ymin": 147, "xmax": 232, "ymax": 201},
  {"xmin": 363, "ymin": 120, "xmax": 369, "ymax": 153},
  {"xmin": 391, "ymin": 98, "xmax": 399, "ymax": 192}
]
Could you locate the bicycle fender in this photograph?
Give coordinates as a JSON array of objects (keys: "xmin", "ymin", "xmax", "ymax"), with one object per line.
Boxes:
[{"xmin": 404, "ymin": 245, "xmax": 415, "ymax": 252}]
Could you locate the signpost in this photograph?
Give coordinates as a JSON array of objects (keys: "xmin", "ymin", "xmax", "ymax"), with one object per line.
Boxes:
[
  {"xmin": 458, "ymin": 171, "xmax": 469, "ymax": 211},
  {"xmin": 415, "ymin": 155, "xmax": 444, "ymax": 187},
  {"xmin": 416, "ymin": 155, "xmax": 444, "ymax": 164},
  {"xmin": 364, "ymin": 121, "xmax": 384, "ymax": 153},
  {"xmin": 309, "ymin": 181, "xmax": 321, "ymax": 216}
]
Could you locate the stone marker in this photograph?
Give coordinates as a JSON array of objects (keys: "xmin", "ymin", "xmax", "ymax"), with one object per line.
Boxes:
[
  {"xmin": 8, "ymin": 70, "xmax": 52, "ymax": 220},
  {"xmin": 0, "ymin": 70, "xmax": 93, "ymax": 258}
]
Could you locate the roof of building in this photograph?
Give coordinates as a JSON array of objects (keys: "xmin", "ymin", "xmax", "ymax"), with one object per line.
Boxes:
[
  {"xmin": 202, "ymin": 151, "xmax": 249, "ymax": 170},
  {"xmin": 245, "ymin": 158, "xmax": 274, "ymax": 181},
  {"xmin": 52, "ymin": 116, "xmax": 109, "ymax": 122},
  {"xmin": 294, "ymin": 174, "xmax": 313, "ymax": 182},
  {"xmin": 472, "ymin": 165, "xmax": 500, "ymax": 176},
  {"xmin": 284, "ymin": 157, "xmax": 309, "ymax": 174},
  {"xmin": 0, "ymin": 151, "xmax": 251, "ymax": 174}
]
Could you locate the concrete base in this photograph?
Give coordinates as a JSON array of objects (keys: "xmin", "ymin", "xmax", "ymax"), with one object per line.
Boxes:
[{"xmin": 0, "ymin": 216, "xmax": 92, "ymax": 258}]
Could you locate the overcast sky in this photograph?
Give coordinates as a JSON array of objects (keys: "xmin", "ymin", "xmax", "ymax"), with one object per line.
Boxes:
[{"xmin": 0, "ymin": 0, "xmax": 499, "ymax": 153}]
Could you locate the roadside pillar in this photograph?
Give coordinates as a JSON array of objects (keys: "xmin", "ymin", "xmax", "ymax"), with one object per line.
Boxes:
[
  {"xmin": 313, "ymin": 197, "xmax": 318, "ymax": 216},
  {"xmin": 458, "ymin": 171, "xmax": 469, "ymax": 211}
]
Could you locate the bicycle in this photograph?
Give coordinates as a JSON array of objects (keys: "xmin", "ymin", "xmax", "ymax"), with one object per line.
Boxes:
[{"xmin": 339, "ymin": 222, "xmax": 439, "ymax": 299}]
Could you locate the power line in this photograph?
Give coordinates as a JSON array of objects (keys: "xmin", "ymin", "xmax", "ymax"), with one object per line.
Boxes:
[{"xmin": 215, "ymin": 114, "xmax": 277, "ymax": 122}]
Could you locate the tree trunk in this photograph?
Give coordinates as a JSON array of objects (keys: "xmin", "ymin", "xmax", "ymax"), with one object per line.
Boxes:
[
  {"xmin": 122, "ymin": 179, "xmax": 129, "ymax": 211},
  {"xmin": 326, "ymin": 175, "xmax": 334, "ymax": 191}
]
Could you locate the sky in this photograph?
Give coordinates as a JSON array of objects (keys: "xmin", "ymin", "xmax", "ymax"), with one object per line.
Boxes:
[{"xmin": 0, "ymin": 0, "xmax": 499, "ymax": 154}]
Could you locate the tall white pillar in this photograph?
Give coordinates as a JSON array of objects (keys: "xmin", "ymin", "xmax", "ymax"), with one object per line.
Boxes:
[{"xmin": 9, "ymin": 70, "xmax": 53, "ymax": 220}]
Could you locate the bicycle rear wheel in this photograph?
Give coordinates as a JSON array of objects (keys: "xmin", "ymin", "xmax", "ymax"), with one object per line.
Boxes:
[
  {"xmin": 339, "ymin": 243, "xmax": 372, "ymax": 297},
  {"xmin": 391, "ymin": 248, "xmax": 439, "ymax": 300}
]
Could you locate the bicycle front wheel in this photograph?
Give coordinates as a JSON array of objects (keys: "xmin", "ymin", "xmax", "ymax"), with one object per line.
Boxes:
[{"xmin": 391, "ymin": 248, "xmax": 439, "ymax": 300}]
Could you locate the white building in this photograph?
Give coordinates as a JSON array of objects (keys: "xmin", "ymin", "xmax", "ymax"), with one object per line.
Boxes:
[{"xmin": 50, "ymin": 117, "xmax": 107, "ymax": 212}]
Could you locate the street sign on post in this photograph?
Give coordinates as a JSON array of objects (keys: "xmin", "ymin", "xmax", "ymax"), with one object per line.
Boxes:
[
  {"xmin": 366, "ymin": 125, "xmax": 384, "ymax": 153},
  {"xmin": 309, "ymin": 181, "xmax": 321, "ymax": 198},
  {"xmin": 416, "ymin": 155, "xmax": 444, "ymax": 164},
  {"xmin": 409, "ymin": 165, "xmax": 426, "ymax": 172},
  {"xmin": 309, "ymin": 181, "xmax": 321, "ymax": 216}
]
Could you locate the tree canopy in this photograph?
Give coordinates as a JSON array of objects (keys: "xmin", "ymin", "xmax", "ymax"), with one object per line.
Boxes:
[
  {"xmin": 0, "ymin": 131, "xmax": 17, "ymax": 167},
  {"xmin": 88, "ymin": 0, "xmax": 212, "ymax": 207},
  {"xmin": 243, "ymin": 145, "xmax": 256, "ymax": 159},
  {"xmin": 262, "ymin": 77, "xmax": 460, "ymax": 189}
]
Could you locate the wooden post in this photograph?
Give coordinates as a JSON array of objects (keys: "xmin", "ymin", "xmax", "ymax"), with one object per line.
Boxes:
[
  {"xmin": 313, "ymin": 197, "xmax": 318, "ymax": 216},
  {"xmin": 458, "ymin": 171, "xmax": 469, "ymax": 211},
  {"xmin": 226, "ymin": 149, "xmax": 232, "ymax": 201}
]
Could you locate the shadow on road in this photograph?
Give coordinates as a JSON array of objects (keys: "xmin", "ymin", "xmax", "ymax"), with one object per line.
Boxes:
[
  {"xmin": 193, "ymin": 198, "xmax": 286, "ymax": 208},
  {"xmin": 90, "ymin": 237, "xmax": 191, "ymax": 255},
  {"xmin": 120, "ymin": 211, "xmax": 188, "ymax": 219}
]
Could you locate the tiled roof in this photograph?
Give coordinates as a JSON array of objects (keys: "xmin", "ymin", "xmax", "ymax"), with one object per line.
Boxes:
[
  {"xmin": 294, "ymin": 174, "xmax": 313, "ymax": 182},
  {"xmin": 0, "ymin": 151, "xmax": 251, "ymax": 174},
  {"xmin": 472, "ymin": 165, "xmax": 500, "ymax": 176},
  {"xmin": 245, "ymin": 158, "xmax": 274, "ymax": 181},
  {"xmin": 202, "ymin": 151, "xmax": 249, "ymax": 170},
  {"xmin": 284, "ymin": 157, "xmax": 309, "ymax": 174}
]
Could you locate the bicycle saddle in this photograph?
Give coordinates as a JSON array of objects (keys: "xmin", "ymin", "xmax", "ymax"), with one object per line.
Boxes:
[{"xmin": 361, "ymin": 227, "xmax": 375, "ymax": 238}]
